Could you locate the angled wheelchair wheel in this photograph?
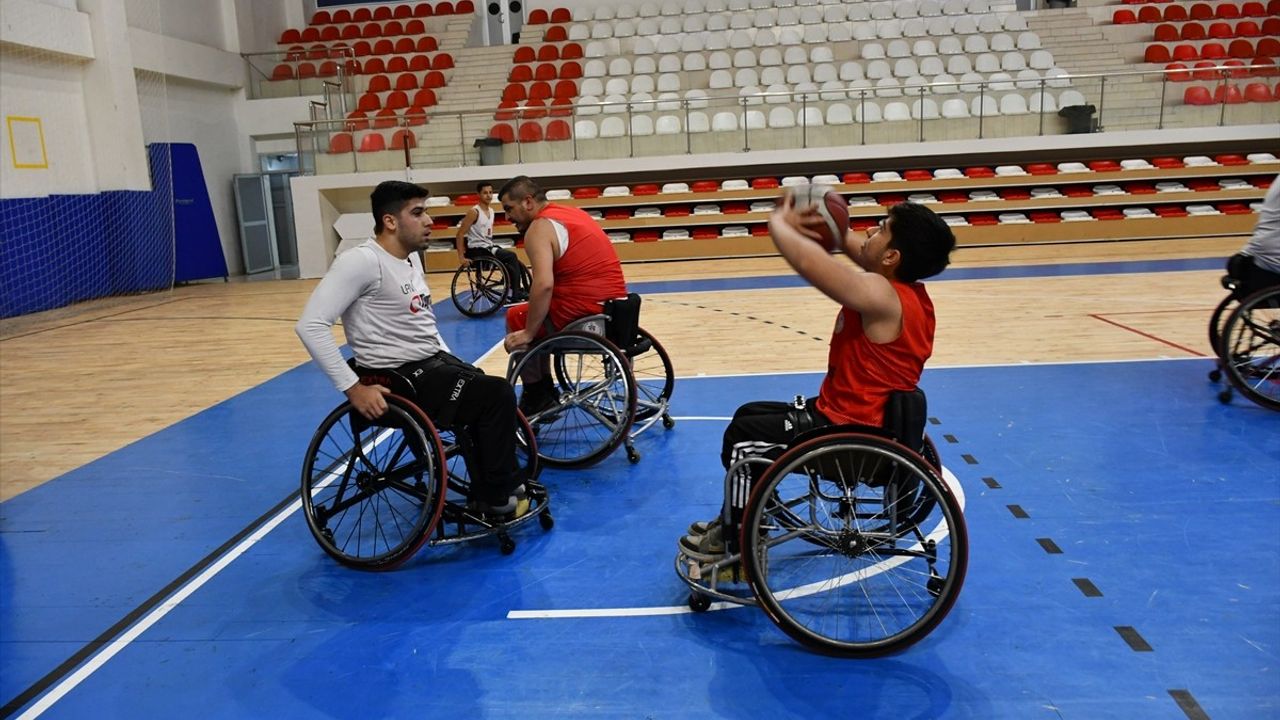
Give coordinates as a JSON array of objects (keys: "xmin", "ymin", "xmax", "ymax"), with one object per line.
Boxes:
[
  {"xmin": 510, "ymin": 330, "xmax": 636, "ymax": 467},
  {"xmin": 1208, "ymin": 293, "xmax": 1237, "ymax": 363},
  {"xmin": 630, "ymin": 327, "xmax": 675, "ymax": 423},
  {"xmin": 450, "ymin": 255, "xmax": 510, "ymax": 318},
  {"xmin": 740, "ymin": 431, "xmax": 967, "ymax": 657},
  {"xmin": 1219, "ymin": 286, "xmax": 1280, "ymax": 410},
  {"xmin": 301, "ymin": 395, "xmax": 448, "ymax": 570}
]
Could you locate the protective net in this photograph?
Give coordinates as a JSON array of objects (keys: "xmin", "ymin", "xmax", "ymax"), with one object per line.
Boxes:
[{"xmin": 0, "ymin": 0, "xmax": 174, "ymax": 330}]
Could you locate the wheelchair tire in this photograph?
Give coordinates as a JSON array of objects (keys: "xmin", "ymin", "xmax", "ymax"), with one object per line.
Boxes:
[
  {"xmin": 630, "ymin": 327, "xmax": 675, "ymax": 423},
  {"xmin": 509, "ymin": 330, "xmax": 636, "ymax": 468},
  {"xmin": 1218, "ymin": 286, "xmax": 1280, "ymax": 411},
  {"xmin": 1208, "ymin": 293, "xmax": 1236, "ymax": 361},
  {"xmin": 450, "ymin": 255, "xmax": 511, "ymax": 318},
  {"xmin": 740, "ymin": 431, "xmax": 968, "ymax": 657},
  {"xmin": 301, "ymin": 394, "xmax": 448, "ymax": 570}
]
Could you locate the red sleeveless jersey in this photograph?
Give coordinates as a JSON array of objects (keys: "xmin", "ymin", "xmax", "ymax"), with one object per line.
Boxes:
[
  {"xmin": 814, "ymin": 282, "xmax": 935, "ymax": 427},
  {"xmin": 537, "ymin": 203, "xmax": 627, "ymax": 327}
]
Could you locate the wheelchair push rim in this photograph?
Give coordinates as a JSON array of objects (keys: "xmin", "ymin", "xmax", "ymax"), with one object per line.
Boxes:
[
  {"xmin": 300, "ymin": 394, "xmax": 448, "ymax": 570},
  {"xmin": 450, "ymin": 254, "xmax": 511, "ymax": 318},
  {"xmin": 740, "ymin": 432, "xmax": 968, "ymax": 657},
  {"xmin": 1220, "ymin": 286, "xmax": 1280, "ymax": 410}
]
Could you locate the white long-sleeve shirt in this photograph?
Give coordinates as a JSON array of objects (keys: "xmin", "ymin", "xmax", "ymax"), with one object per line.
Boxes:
[
  {"xmin": 296, "ymin": 239, "xmax": 447, "ymax": 392},
  {"xmin": 1243, "ymin": 177, "xmax": 1280, "ymax": 274}
]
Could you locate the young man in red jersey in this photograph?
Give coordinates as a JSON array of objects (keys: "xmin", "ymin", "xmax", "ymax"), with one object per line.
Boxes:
[
  {"xmin": 681, "ymin": 196, "xmax": 957, "ymax": 562},
  {"xmin": 498, "ymin": 175, "xmax": 627, "ymax": 413}
]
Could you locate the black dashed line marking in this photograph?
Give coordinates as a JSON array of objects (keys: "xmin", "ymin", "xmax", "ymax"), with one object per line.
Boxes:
[
  {"xmin": 1008, "ymin": 505, "xmax": 1029, "ymax": 519},
  {"xmin": 1073, "ymin": 578, "xmax": 1102, "ymax": 597},
  {"xmin": 962, "ymin": 454, "xmax": 978, "ymax": 465},
  {"xmin": 1037, "ymin": 538, "xmax": 1062, "ymax": 554},
  {"xmin": 1116, "ymin": 626, "xmax": 1153, "ymax": 652},
  {"xmin": 943, "ymin": 434, "xmax": 958, "ymax": 443},
  {"xmin": 982, "ymin": 477, "xmax": 1000, "ymax": 488},
  {"xmin": 927, "ymin": 417, "xmax": 941, "ymax": 425},
  {"xmin": 1168, "ymin": 690, "xmax": 1210, "ymax": 720}
]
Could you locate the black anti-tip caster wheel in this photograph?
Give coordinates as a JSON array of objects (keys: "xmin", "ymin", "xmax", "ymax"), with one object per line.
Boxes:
[
  {"xmin": 1218, "ymin": 389, "xmax": 1233, "ymax": 404},
  {"xmin": 539, "ymin": 510, "xmax": 555, "ymax": 530},
  {"xmin": 499, "ymin": 534, "xmax": 516, "ymax": 555},
  {"xmin": 1208, "ymin": 368, "xmax": 1222, "ymax": 382},
  {"xmin": 688, "ymin": 593, "xmax": 711, "ymax": 612},
  {"xmin": 627, "ymin": 447, "xmax": 641, "ymax": 464},
  {"xmin": 662, "ymin": 414, "xmax": 675, "ymax": 430}
]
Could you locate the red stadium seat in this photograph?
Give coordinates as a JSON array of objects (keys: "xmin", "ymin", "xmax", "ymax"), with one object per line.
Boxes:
[
  {"xmin": 374, "ymin": 6, "xmax": 392, "ymax": 21},
  {"xmin": 423, "ymin": 71, "xmax": 446, "ymax": 88},
  {"xmin": 1215, "ymin": 3, "xmax": 1241, "ymax": 18},
  {"xmin": 414, "ymin": 2, "xmax": 434, "ymax": 17},
  {"xmin": 693, "ymin": 227, "xmax": 720, "ymax": 239},
  {"xmin": 312, "ymin": 10, "xmax": 332, "ymax": 24},
  {"xmin": 306, "ymin": 44, "xmax": 327, "ymax": 60},
  {"xmin": 297, "ymin": 62, "xmax": 317, "ymax": 78},
  {"xmin": 517, "ymin": 121, "xmax": 543, "ymax": 142},
  {"xmin": 404, "ymin": 107, "xmax": 428, "ymax": 126},
  {"xmin": 341, "ymin": 24, "xmax": 362, "ymax": 40},
  {"xmin": 544, "ymin": 26, "xmax": 567, "ymax": 42},
  {"xmin": 1125, "ymin": 182, "xmax": 1157, "ymax": 194},
  {"xmin": 384, "ymin": 20, "xmax": 404, "ymax": 36},
  {"xmin": 561, "ymin": 43, "xmax": 584, "ymax": 60},
  {"xmin": 528, "ymin": 81, "xmax": 553, "ymax": 101},
  {"xmin": 372, "ymin": 108, "xmax": 399, "ymax": 129},
  {"xmin": 392, "ymin": 38, "xmax": 415, "ymax": 55},
  {"xmin": 572, "ymin": 187, "xmax": 602, "ymax": 199},
  {"xmin": 389, "ymin": 129, "xmax": 416, "ymax": 150},
  {"xmin": 320, "ymin": 26, "xmax": 340, "ymax": 41},
  {"xmin": 510, "ymin": 65, "xmax": 533, "ymax": 82},
  {"xmin": 550, "ymin": 8, "xmax": 572, "ymax": 22},
  {"xmin": 345, "ymin": 111, "xmax": 369, "ymax": 131},
  {"xmin": 1138, "ymin": 5, "xmax": 1162, "ymax": 22},
  {"xmin": 1256, "ymin": 38, "xmax": 1280, "ymax": 57},
  {"xmin": 458, "ymin": 1, "xmax": 475, "ymax": 13},
  {"xmin": 691, "ymin": 181, "xmax": 719, "ymax": 193},
  {"xmin": 528, "ymin": 8, "xmax": 549, "ymax": 24},
  {"xmin": 534, "ymin": 63, "xmax": 558, "ymax": 81},
  {"xmin": 1063, "ymin": 185, "xmax": 1094, "ymax": 197},
  {"xmin": 409, "ymin": 54, "xmax": 431, "ymax": 71},
  {"xmin": 318, "ymin": 60, "xmax": 340, "ymax": 77},
  {"xmin": 1113, "ymin": 8, "xmax": 1137, "ymax": 23},
  {"xmin": 903, "ymin": 169, "xmax": 932, "ymax": 181},
  {"xmin": 1154, "ymin": 205, "xmax": 1189, "ymax": 217},
  {"xmin": 519, "ymin": 98, "xmax": 547, "ymax": 119},
  {"xmin": 664, "ymin": 205, "xmax": 691, "ymax": 216},
  {"xmin": 1269, "ymin": 0, "xmax": 1280, "ymax": 14},
  {"xmin": 364, "ymin": 57, "xmax": 386, "ymax": 74},
  {"xmin": 513, "ymin": 46, "xmax": 535, "ymax": 63},
  {"xmin": 558, "ymin": 61, "xmax": 583, "ymax": 79},
  {"xmin": 1222, "ymin": 59, "xmax": 1250, "ymax": 78},
  {"xmin": 413, "ymin": 88, "xmax": 437, "ymax": 107},
  {"xmin": 1240, "ymin": 1, "xmax": 1266, "ymax": 15},
  {"xmin": 549, "ymin": 97, "xmax": 574, "ymax": 116},
  {"xmin": 1201, "ymin": 42, "xmax": 1228, "ymax": 60},
  {"xmin": 1145, "ymin": 44, "xmax": 1173, "ymax": 63},
  {"xmin": 1030, "ymin": 211, "xmax": 1061, "ymax": 223},
  {"xmin": 1026, "ymin": 163, "xmax": 1057, "ymax": 175},
  {"xmin": 553, "ymin": 80, "xmax": 578, "ymax": 98},
  {"xmin": 634, "ymin": 184, "xmax": 661, "ymax": 196},
  {"xmin": 1191, "ymin": 60, "xmax": 1221, "ymax": 80},
  {"xmin": 1207, "ymin": 21, "xmax": 1235, "ymax": 39},
  {"xmin": 405, "ymin": 18, "xmax": 425, "ymax": 34},
  {"xmin": 395, "ymin": 72, "xmax": 418, "ymax": 90},
  {"xmin": 301, "ymin": 27, "xmax": 320, "ymax": 42},
  {"xmin": 359, "ymin": 132, "xmax": 386, "ymax": 152},
  {"xmin": 502, "ymin": 83, "xmax": 527, "ymax": 101},
  {"xmin": 280, "ymin": 28, "xmax": 302, "ymax": 44},
  {"xmin": 351, "ymin": 40, "xmax": 372, "ymax": 57},
  {"xmin": 1244, "ymin": 82, "xmax": 1276, "ymax": 101},
  {"xmin": 494, "ymin": 100, "xmax": 518, "ymax": 121},
  {"xmin": 333, "ymin": 9, "xmax": 352, "ymax": 23},
  {"xmin": 432, "ymin": 54, "xmax": 454, "ymax": 70},
  {"xmin": 998, "ymin": 188, "xmax": 1031, "ymax": 200},
  {"xmin": 1172, "ymin": 44, "xmax": 1199, "ymax": 61},
  {"xmin": 1189, "ymin": 3, "xmax": 1214, "ymax": 20},
  {"xmin": 329, "ymin": 132, "xmax": 354, "ymax": 153},
  {"xmin": 1162, "ymin": 4, "xmax": 1188, "ymax": 21},
  {"xmin": 437, "ymin": 2, "xmax": 456, "ymax": 14},
  {"xmin": 271, "ymin": 64, "xmax": 294, "ymax": 80},
  {"xmin": 1183, "ymin": 86, "xmax": 1215, "ymax": 104},
  {"xmin": 1235, "ymin": 20, "xmax": 1262, "ymax": 37},
  {"xmin": 751, "ymin": 177, "xmax": 780, "ymax": 189},
  {"xmin": 1151, "ymin": 156, "xmax": 1185, "ymax": 168},
  {"xmin": 1215, "ymin": 154, "xmax": 1249, "ymax": 165},
  {"xmin": 1228, "ymin": 39, "xmax": 1255, "ymax": 58},
  {"xmin": 963, "ymin": 166, "xmax": 995, "ymax": 178},
  {"xmin": 542, "ymin": 117, "xmax": 573, "ymax": 139},
  {"xmin": 1213, "ymin": 84, "xmax": 1245, "ymax": 103},
  {"xmin": 367, "ymin": 74, "xmax": 391, "ymax": 93},
  {"xmin": 1152, "ymin": 23, "xmax": 1178, "ymax": 41},
  {"xmin": 538, "ymin": 45, "xmax": 559, "ymax": 61},
  {"xmin": 385, "ymin": 90, "xmax": 410, "ymax": 110},
  {"xmin": 417, "ymin": 36, "xmax": 438, "ymax": 52},
  {"xmin": 968, "ymin": 214, "xmax": 998, "ymax": 226},
  {"xmin": 394, "ymin": 5, "xmax": 412, "ymax": 18},
  {"xmin": 361, "ymin": 23, "xmax": 381, "ymax": 39},
  {"xmin": 1088, "ymin": 160, "xmax": 1121, "ymax": 172},
  {"xmin": 843, "ymin": 172, "xmax": 872, "ymax": 183},
  {"xmin": 1219, "ymin": 203, "xmax": 1252, "ymax": 214},
  {"xmin": 285, "ymin": 45, "xmax": 305, "ymax": 61},
  {"xmin": 1165, "ymin": 62, "xmax": 1191, "ymax": 81},
  {"xmin": 1179, "ymin": 22, "xmax": 1206, "ymax": 40},
  {"xmin": 489, "ymin": 123, "xmax": 515, "ymax": 142}
]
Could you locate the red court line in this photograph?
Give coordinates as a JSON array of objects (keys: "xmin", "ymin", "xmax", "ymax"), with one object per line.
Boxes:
[{"xmin": 1088, "ymin": 314, "xmax": 1207, "ymax": 357}]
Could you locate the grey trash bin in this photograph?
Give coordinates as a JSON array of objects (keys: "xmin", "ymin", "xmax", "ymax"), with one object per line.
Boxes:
[{"xmin": 474, "ymin": 137, "xmax": 504, "ymax": 166}]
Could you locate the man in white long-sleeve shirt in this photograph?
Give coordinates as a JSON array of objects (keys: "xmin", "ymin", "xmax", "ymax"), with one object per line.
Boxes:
[{"xmin": 296, "ymin": 180, "xmax": 527, "ymax": 517}]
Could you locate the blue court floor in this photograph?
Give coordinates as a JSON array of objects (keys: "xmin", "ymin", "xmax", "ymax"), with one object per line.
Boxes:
[{"xmin": 2, "ymin": 266, "xmax": 1277, "ymax": 719}]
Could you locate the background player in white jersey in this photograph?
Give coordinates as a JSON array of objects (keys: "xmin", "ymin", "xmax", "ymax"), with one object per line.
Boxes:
[
  {"xmin": 455, "ymin": 181, "xmax": 528, "ymax": 302},
  {"xmin": 297, "ymin": 181, "xmax": 528, "ymax": 517}
]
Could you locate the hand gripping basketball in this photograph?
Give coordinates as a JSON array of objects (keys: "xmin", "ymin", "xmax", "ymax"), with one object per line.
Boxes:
[{"xmin": 787, "ymin": 184, "xmax": 851, "ymax": 253}]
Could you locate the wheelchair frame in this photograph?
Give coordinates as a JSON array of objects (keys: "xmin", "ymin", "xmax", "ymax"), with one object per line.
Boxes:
[
  {"xmin": 1213, "ymin": 284, "xmax": 1280, "ymax": 410},
  {"xmin": 301, "ymin": 392, "xmax": 552, "ymax": 569},
  {"xmin": 450, "ymin": 253, "xmax": 531, "ymax": 318},
  {"xmin": 506, "ymin": 296, "xmax": 676, "ymax": 467},
  {"xmin": 676, "ymin": 429, "xmax": 967, "ymax": 657}
]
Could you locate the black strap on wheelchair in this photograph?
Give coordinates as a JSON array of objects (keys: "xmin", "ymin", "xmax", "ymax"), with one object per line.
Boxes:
[
  {"xmin": 352, "ymin": 353, "xmax": 478, "ymax": 429},
  {"xmin": 602, "ymin": 293, "xmax": 643, "ymax": 351},
  {"xmin": 882, "ymin": 388, "xmax": 927, "ymax": 453},
  {"xmin": 784, "ymin": 395, "xmax": 823, "ymax": 440}
]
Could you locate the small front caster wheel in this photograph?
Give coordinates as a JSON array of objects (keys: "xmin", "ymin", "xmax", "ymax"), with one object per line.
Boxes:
[
  {"xmin": 688, "ymin": 593, "xmax": 711, "ymax": 612},
  {"xmin": 539, "ymin": 510, "xmax": 555, "ymax": 530},
  {"xmin": 499, "ymin": 534, "xmax": 516, "ymax": 555},
  {"xmin": 662, "ymin": 415, "xmax": 675, "ymax": 429},
  {"xmin": 627, "ymin": 448, "xmax": 641, "ymax": 464}
]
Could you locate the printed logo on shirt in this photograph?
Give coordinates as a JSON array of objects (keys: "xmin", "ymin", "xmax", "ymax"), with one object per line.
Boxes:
[{"xmin": 409, "ymin": 293, "xmax": 431, "ymax": 314}]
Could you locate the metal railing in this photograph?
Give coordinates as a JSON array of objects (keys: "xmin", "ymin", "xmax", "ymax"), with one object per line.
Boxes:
[
  {"xmin": 243, "ymin": 49, "xmax": 356, "ymax": 105},
  {"xmin": 292, "ymin": 63, "xmax": 1279, "ymax": 175}
]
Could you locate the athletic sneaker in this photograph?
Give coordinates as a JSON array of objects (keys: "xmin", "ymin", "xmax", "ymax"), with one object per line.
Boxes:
[
  {"xmin": 468, "ymin": 486, "xmax": 531, "ymax": 520},
  {"xmin": 518, "ymin": 379, "xmax": 559, "ymax": 417},
  {"xmin": 687, "ymin": 517, "xmax": 721, "ymax": 537},
  {"xmin": 678, "ymin": 522, "xmax": 725, "ymax": 562}
]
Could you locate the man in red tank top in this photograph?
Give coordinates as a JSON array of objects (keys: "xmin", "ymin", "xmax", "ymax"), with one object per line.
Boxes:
[
  {"xmin": 497, "ymin": 176, "xmax": 628, "ymax": 413},
  {"xmin": 680, "ymin": 197, "xmax": 956, "ymax": 564}
]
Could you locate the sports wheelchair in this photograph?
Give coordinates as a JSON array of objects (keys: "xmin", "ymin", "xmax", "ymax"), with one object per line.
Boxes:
[
  {"xmin": 450, "ymin": 252, "xmax": 532, "ymax": 318},
  {"xmin": 300, "ymin": 369, "xmax": 552, "ymax": 569},
  {"xmin": 677, "ymin": 390, "xmax": 968, "ymax": 657},
  {"xmin": 1210, "ymin": 283, "xmax": 1280, "ymax": 410},
  {"xmin": 506, "ymin": 293, "xmax": 675, "ymax": 468}
]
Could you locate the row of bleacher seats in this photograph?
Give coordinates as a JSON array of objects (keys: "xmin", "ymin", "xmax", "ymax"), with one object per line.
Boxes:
[
  {"xmin": 1165, "ymin": 59, "xmax": 1278, "ymax": 79},
  {"xmin": 1113, "ymin": 0, "xmax": 1279, "ymax": 21},
  {"xmin": 1184, "ymin": 81, "xmax": 1280, "ymax": 102},
  {"xmin": 310, "ymin": 2, "xmax": 472, "ymax": 24},
  {"xmin": 559, "ymin": 13, "xmax": 1033, "ymax": 43},
  {"xmin": 273, "ymin": 55, "xmax": 453, "ymax": 82},
  {"xmin": 345, "ymin": 107, "xmax": 431, "ymax": 129},
  {"xmin": 530, "ymin": 0, "xmax": 1003, "ymax": 23},
  {"xmin": 356, "ymin": 87, "xmax": 442, "ymax": 112},
  {"xmin": 282, "ymin": 38, "xmax": 442, "ymax": 60},
  {"xmin": 1145, "ymin": 19, "xmax": 1280, "ymax": 39},
  {"xmin": 1144, "ymin": 39, "xmax": 1280, "ymax": 62},
  {"xmin": 328, "ymin": 129, "xmax": 419, "ymax": 153},
  {"xmin": 280, "ymin": 19, "xmax": 442, "ymax": 44}
]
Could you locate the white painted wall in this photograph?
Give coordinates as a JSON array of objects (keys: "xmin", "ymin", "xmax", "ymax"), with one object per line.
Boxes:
[{"xmin": 0, "ymin": 46, "xmax": 97, "ymax": 197}]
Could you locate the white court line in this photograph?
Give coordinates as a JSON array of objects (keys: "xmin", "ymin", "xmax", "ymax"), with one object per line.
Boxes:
[{"xmin": 507, "ymin": 466, "xmax": 967, "ymax": 621}]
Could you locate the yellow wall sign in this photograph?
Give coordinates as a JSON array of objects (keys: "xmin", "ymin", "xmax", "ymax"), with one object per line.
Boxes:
[{"xmin": 7, "ymin": 116, "xmax": 49, "ymax": 169}]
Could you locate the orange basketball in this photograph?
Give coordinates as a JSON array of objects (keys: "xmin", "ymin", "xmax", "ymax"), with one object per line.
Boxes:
[{"xmin": 789, "ymin": 184, "xmax": 850, "ymax": 252}]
